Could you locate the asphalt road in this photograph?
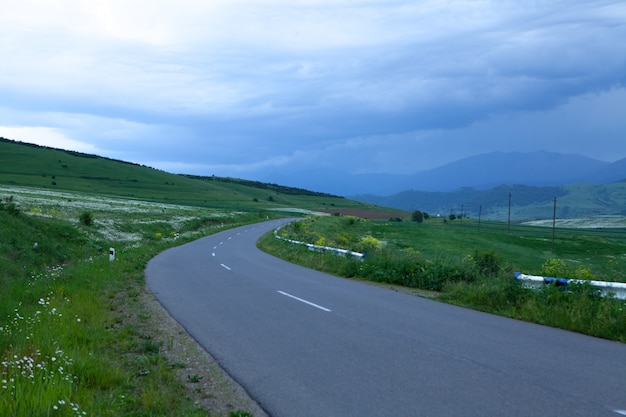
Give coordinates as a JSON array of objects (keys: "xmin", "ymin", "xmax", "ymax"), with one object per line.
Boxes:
[{"xmin": 146, "ymin": 219, "xmax": 626, "ymax": 417}]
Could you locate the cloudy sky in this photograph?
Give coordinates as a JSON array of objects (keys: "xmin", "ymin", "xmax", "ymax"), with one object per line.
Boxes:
[{"xmin": 1, "ymin": 0, "xmax": 625, "ymax": 191}]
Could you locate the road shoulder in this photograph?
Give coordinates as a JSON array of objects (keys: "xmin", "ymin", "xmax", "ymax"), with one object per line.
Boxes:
[{"xmin": 141, "ymin": 287, "xmax": 269, "ymax": 417}]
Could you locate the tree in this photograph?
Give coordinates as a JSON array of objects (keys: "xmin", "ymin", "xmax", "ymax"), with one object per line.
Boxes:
[{"xmin": 411, "ymin": 210, "xmax": 424, "ymax": 223}]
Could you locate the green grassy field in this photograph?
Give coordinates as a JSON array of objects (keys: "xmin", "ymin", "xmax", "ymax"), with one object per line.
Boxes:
[{"xmin": 370, "ymin": 219, "xmax": 626, "ymax": 279}]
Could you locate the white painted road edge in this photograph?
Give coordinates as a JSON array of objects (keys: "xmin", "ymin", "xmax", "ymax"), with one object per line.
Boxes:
[{"xmin": 277, "ymin": 291, "xmax": 332, "ymax": 312}]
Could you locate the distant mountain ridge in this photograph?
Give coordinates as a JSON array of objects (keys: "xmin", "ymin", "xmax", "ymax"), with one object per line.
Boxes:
[
  {"xmin": 352, "ymin": 181, "xmax": 626, "ymax": 221},
  {"xmin": 404, "ymin": 151, "xmax": 616, "ymax": 192},
  {"xmin": 263, "ymin": 151, "xmax": 626, "ymax": 196},
  {"xmin": 347, "ymin": 151, "xmax": 626, "ymax": 221}
]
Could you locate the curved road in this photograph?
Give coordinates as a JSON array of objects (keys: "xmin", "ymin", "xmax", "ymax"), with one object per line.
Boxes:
[{"xmin": 146, "ymin": 219, "xmax": 626, "ymax": 417}]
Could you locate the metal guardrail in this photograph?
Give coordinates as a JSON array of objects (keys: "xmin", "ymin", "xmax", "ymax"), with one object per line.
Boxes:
[
  {"xmin": 274, "ymin": 228, "xmax": 365, "ymax": 260},
  {"xmin": 514, "ymin": 272, "xmax": 626, "ymax": 300}
]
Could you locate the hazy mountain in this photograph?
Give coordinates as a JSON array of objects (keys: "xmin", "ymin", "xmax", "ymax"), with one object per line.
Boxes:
[
  {"xmin": 261, "ymin": 169, "xmax": 414, "ymax": 196},
  {"xmin": 346, "ymin": 151, "xmax": 626, "ymax": 220},
  {"xmin": 402, "ymin": 151, "xmax": 612, "ymax": 192},
  {"xmin": 587, "ymin": 157, "xmax": 626, "ymax": 183},
  {"xmin": 263, "ymin": 151, "xmax": 623, "ymax": 197}
]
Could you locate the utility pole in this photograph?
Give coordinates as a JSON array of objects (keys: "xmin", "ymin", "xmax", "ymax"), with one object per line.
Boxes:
[
  {"xmin": 551, "ymin": 197, "xmax": 557, "ymax": 254},
  {"xmin": 507, "ymin": 192, "xmax": 511, "ymax": 233},
  {"xmin": 478, "ymin": 204, "xmax": 482, "ymax": 231}
]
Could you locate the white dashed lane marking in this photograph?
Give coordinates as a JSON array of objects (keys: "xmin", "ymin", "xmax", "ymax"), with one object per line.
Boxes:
[{"xmin": 277, "ymin": 291, "xmax": 331, "ymax": 312}]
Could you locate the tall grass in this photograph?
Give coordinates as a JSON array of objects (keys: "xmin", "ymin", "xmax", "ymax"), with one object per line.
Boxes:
[{"xmin": 441, "ymin": 278, "xmax": 626, "ymax": 341}]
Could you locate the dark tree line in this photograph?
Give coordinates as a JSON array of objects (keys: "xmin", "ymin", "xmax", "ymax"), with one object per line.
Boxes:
[{"xmin": 183, "ymin": 174, "xmax": 342, "ymax": 198}]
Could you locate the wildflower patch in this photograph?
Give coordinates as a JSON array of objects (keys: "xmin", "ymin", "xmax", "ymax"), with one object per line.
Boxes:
[{"xmin": 1, "ymin": 294, "xmax": 85, "ymax": 416}]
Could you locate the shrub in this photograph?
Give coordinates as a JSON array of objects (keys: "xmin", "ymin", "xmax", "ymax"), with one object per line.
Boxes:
[
  {"xmin": 542, "ymin": 258, "xmax": 595, "ymax": 280},
  {"xmin": 574, "ymin": 266, "xmax": 594, "ymax": 280},
  {"xmin": 542, "ymin": 258, "xmax": 568, "ymax": 277},
  {"xmin": 345, "ymin": 216, "xmax": 357, "ymax": 226},
  {"xmin": 358, "ymin": 235, "xmax": 383, "ymax": 253},
  {"xmin": 471, "ymin": 250, "xmax": 502, "ymax": 277},
  {"xmin": 411, "ymin": 210, "xmax": 423, "ymax": 223},
  {"xmin": 291, "ymin": 220, "xmax": 304, "ymax": 233},
  {"xmin": 0, "ymin": 196, "xmax": 20, "ymax": 216},
  {"xmin": 336, "ymin": 234, "xmax": 350, "ymax": 246},
  {"xmin": 79, "ymin": 211, "xmax": 94, "ymax": 226}
]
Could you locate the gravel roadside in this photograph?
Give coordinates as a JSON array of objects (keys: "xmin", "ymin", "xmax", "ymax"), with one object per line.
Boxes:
[{"xmin": 141, "ymin": 288, "xmax": 269, "ymax": 417}]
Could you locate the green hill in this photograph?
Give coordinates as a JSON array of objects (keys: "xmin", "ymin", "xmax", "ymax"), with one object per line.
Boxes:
[
  {"xmin": 0, "ymin": 137, "xmax": 399, "ymax": 216},
  {"xmin": 354, "ymin": 182, "xmax": 626, "ymax": 221}
]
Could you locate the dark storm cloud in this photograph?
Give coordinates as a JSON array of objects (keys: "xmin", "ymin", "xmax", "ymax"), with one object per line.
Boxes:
[{"xmin": 0, "ymin": 0, "xmax": 624, "ymax": 181}]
